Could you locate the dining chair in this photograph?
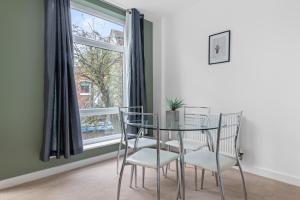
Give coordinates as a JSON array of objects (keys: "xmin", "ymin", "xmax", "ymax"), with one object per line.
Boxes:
[
  {"xmin": 165, "ymin": 106, "xmax": 211, "ymax": 185},
  {"xmin": 184, "ymin": 112, "xmax": 247, "ymax": 200},
  {"xmin": 116, "ymin": 106, "xmax": 157, "ymax": 179},
  {"xmin": 117, "ymin": 111, "xmax": 180, "ymax": 200},
  {"xmin": 166, "ymin": 106, "xmax": 211, "ymax": 151}
]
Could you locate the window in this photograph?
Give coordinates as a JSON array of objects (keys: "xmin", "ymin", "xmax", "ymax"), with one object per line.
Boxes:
[
  {"xmin": 79, "ymin": 81, "xmax": 92, "ymax": 95},
  {"xmin": 71, "ymin": 3, "xmax": 125, "ymax": 145}
]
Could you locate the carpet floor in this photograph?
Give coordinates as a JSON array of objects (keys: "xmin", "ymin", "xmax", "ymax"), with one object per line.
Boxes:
[{"xmin": 1, "ymin": 158, "xmax": 300, "ymax": 200}]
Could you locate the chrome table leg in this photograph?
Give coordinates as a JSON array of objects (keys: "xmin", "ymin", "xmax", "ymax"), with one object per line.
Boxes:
[
  {"xmin": 142, "ymin": 166, "xmax": 145, "ymax": 188},
  {"xmin": 134, "ymin": 165, "xmax": 137, "ymax": 187},
  {"xmin": 178, "ymin": 131, "xmax": 185, "ymax": 200},
  {"xmin": 194, "ymin": 166, "xmax": 197, "ymax": 191}
]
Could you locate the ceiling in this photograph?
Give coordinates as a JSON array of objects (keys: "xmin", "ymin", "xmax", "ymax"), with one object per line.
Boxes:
[{"xmin": 105, "ymin": 0, "xmax": 200, "ymax": 20}]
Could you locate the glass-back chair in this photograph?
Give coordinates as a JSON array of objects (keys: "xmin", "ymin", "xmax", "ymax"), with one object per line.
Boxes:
[
  {"xmin": 165, "ymin": 106, "xmax": 211, "ymax": 185},
  {"xmin": 184, "ymin": 112, "xmax": 247, "ymax": 200},
  {"xmin": 117, "ymin": 111, "xmax": 179, "ymax": 200},
  {"xmin": 166, "ymin": 106, "xmax": 211, "ymax": 151}
]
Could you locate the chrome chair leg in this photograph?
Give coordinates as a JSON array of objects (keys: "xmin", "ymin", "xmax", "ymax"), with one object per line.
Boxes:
[
  {"xmin": 116, "ymin": 151, "xmax": 120, "ymax": 175},
  {"xmin": 206, "ymin": 131, "xmax": 215, "ymax": 178},
  {"xmin": 117, "ymin": 129, "xmax": 124, "ymax": 175},
  {"xmin": 117, "ymin": 162, "xmax": 126, "ymax": 200},
  {"xmin": 201, "ymin": 169, "xmax": 205, "ymax": 189},
  {"xmin": 184, "ymin": 149, "xmax": 187, "ymax": 168},
  {"xmin": 194, "ymin": 166, "xmax": 197, "ymax": 191},
  {"xmin": 162, "ymin": 166, "xmax": 166, "ymax": 176},
  {"xmin": 165, "ymin": 164, "xmax": 168, "ymax": 176},
  {"xmin": 142, "ymin": 167, "xmax": 145, "ymax": 188},
  {"xmin": 166, "ymin": 146, "xmax": 171, "ymax": 176},
  {"xmin": 176, "ymin": 160, "xmax": 179, "ymax": 185},
  {"xmin": 217, "ymin": 171, "xmax": 225, "ymax": 200},
  {"xmin": 215, "ymin": 172, "xmax": 219, "ymax": 187},
  {"xmin": 117, "ymin": 143, "xmax": 122, "ymax": 175},
  {"xmin": 130, "ymin": 165, "xmax": 134, "ymax": 188},
  {"xmin": 237, "ymin": 161, "xmax": 248, "ymax": 200},
  {"xmin": 165, "ymin": 165, "xmax": 168, "ymax": 177},
  {"xmin": 157, "ymin": 165, "xmax": 160, "ymax": 200}
]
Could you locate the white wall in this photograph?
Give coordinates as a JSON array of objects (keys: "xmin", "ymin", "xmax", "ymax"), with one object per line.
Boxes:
[{"xmin": 160, "ymin": 0, "xmax": 300, "ymax": 185}]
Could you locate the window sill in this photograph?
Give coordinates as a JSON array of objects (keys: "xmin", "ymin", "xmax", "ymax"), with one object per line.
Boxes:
[{"xmin": 83, "ymin": 139, "xmax": 120, "ymax": 151}]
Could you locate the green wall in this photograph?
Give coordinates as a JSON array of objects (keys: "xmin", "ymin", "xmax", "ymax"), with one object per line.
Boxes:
[
  {"xmin": 0, "ymin": 0, "xmax": 153, "ymax": 180},
  {"xmin": 144, "ymin": 20, "xmax": 153, "ymax": 113}
]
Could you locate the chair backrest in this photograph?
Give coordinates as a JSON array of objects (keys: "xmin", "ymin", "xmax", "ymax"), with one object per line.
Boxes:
[
  {"xmin": 215, "ymin": 112, "xmax": 243, "ymax": 159},
  {"xmin": 119, "ymin": 106, "xmax": 144, "ymax": 113},
  {"xmin": 183, "ymin": 106, "xmax": 211, "ymax": 142},
  {"xmin": 119, "ymin": 110, "xmax": 160, "ymax": 163},
  {"xmin": 119, "ymin": 106, "xmax": 144, "ymax": 123},
  {"xmin": 184, "ymin": 106, "xmax": 211, "ymax": 120},
  {"xmin": 119, "ymin": 106, "xmax": 144, "ymax": 138}
]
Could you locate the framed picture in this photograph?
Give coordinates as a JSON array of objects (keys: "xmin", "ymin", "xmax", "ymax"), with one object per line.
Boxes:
[{"xmin": 209, "ymin": 30, "xmax": 231, "ymax": 65}]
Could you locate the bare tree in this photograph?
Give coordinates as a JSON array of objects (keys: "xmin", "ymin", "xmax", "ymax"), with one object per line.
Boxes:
[{"xmin": 73, "ymin": 25, "xmax": 123, "ymax": 108}]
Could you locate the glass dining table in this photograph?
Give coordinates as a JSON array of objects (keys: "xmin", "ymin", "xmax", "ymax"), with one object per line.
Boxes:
[{"xmin": 126, "ymin": 114, "xmax": 220, "ymax": 200}]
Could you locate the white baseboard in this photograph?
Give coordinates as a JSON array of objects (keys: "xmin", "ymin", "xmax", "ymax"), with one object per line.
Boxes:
[
  {"xmin": 0, "ymin": 150, "xmax": 123, "ymax": 190},
  {"xmin": 242, "ymin": 165, "xmax": 300, "ymax": 187}
]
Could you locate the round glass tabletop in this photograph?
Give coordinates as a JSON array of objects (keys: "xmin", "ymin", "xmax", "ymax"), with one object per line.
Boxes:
[{"xmin": 126, "ymin": 114, "xmax": 220, "ymax": 131}]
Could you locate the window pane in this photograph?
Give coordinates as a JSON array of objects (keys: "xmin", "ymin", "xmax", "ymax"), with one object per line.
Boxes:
[
  {"xmin": 80, "ymin": 113, "xmax": 120, "ymax": 142},
  {"xmin": 71, "ymin": 9, "xmax": 124, "ymax": 46},
  {"xmin": 80, "ymin": 81, "xmax": 91, "ymax": 95},
  {"xmin": 74, "ymin": 43, "xmax": 123, "ymax": 141}
]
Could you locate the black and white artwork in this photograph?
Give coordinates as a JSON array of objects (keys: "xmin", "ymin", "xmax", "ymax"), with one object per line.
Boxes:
[{"xmin": 209, "ymin": 30, "xmax": 230, "ymax": 65}]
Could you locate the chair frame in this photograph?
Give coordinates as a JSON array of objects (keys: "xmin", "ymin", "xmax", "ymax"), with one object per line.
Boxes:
[
  {"xmin": 188, "ymin": 112, "xmax": 247, "ymax": 200},
  {"xmin": 116, "ymin": 106, "xmax": 144, "ymax": 176},
  {"xmin": 216, "ymin": 112, "xmax": 247, "ymax": 200},
  {"xmin": 117, "ymin": 111, "xmax": 179, "ymax": 200},
  {"xmin": 166, "ymin": 106, "xmax": 212, "ymax": 188}
]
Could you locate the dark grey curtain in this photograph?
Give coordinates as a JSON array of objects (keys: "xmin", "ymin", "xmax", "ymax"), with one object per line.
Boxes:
[
  {"xmin": 41, "ymin": 0, "xmax": 83, "ymax": 161},
  {"xmin": 128, "ymin": 9, "xmax": 147, "ymax": 134}
]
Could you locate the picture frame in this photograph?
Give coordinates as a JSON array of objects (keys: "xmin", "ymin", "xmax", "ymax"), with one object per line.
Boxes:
[{"xmin": 209, "ymin": 30, "xmax": 231, "ymax": 65}]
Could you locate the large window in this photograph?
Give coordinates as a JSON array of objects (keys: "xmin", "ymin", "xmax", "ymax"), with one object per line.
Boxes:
[{"xmin": 71, "ymin": 3, "xmax": 125, "ymax": 145}]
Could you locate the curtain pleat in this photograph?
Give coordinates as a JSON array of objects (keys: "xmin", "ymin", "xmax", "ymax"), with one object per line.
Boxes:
[
  {"xmin": 41, "ymin": 0, "xmax": 83, "ymax": 161},
  {"xmin": 128, "ymin": 9, "xmax": 146, "ymax": 111},
  {"xmin": 126, "ymin": 8, "xmax": 147, "ymax": 134}
]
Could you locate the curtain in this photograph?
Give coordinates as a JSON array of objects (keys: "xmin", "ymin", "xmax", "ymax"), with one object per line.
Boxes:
[
  {"xmin": 125, "ymin": 8, "xmax": 147, "ymax": 133},
  {"xmin": 41, "ymin": 0, "xmax": 83, "ymax": 161}
]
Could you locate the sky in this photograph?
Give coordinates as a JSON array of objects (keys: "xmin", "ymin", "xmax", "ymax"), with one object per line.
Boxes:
[{"xmin": 71, "ymin": 9, "xmax": 123, "ymax": 38}]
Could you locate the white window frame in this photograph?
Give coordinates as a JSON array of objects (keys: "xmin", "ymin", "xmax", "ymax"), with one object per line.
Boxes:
[
  {"xmin": 71, "ymin": 2, "xmax": 125, "ymax": 53},
  {"xmin": 71, "ymin": 2, "xmax": 126, "ymax": 146},
  {"xmin": 71, "ymin": 1, "xmax": 124, "ymax": 26}
]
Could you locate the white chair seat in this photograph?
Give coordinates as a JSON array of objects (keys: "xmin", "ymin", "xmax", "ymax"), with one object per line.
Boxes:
[
  {"xmin": 185, "ymin": 150, "xmax": 236, "ymax": 172},
  {"xmin": 123, "ymin": 137, "xmax": 157, "ymax": 149},
  {"xmin": 127, "ymin": 148, "xmax": 179, "ymax": 169},
  {"xmin": 165, "ymin": 138, "xmax": 207, "ymax": 151}
]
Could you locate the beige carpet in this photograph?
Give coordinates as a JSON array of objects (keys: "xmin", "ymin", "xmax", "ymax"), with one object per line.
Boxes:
[{"xmin": 1, "ymin": 158, "xmax": 300, "ymax": 200}]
